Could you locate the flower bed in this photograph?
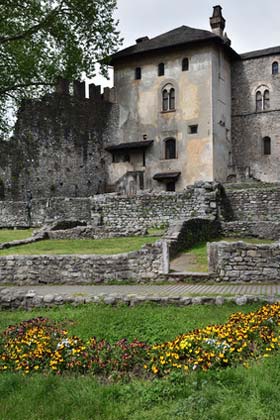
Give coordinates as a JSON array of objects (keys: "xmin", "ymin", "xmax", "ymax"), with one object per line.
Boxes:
[
  {"xmin": 0, "ymin": 318, "xmax": 148, "ymax": 378},
  {"xmin": 0, "ymin": 303, "xmax": 279, "ymax": 378},
  {"xmin": 148, "ymin": 303, "xmax": 280, "ymax": 375}
]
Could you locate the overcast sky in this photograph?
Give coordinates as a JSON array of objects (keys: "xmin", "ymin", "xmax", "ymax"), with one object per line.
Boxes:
[{"xmin": 93, "ymin": 0, "xmax": 279, "ymax": 87}]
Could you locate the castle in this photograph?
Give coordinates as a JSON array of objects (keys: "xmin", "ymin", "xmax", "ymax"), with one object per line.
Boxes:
[{"xmin": 0, "ymin": 5, "xmax": 279, "ymax": 200}]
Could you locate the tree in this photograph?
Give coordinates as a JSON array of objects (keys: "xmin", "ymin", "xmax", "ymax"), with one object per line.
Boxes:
[{"xmin": 0, "ymin": 0, "xmax": 122, "ymax": 136}]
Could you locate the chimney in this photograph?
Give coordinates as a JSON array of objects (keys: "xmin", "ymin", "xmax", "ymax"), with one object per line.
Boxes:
[
  {"xmin": 210, "ymin": 5, "xmax": 225, "ymax": 37},
  {"xmin": 136, "ymin": 36, "xmax": 149, "ymax": 44}
]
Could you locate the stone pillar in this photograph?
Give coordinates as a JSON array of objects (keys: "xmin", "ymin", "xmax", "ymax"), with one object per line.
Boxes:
[{"xmin": 161, "ymin": 240, "xmax": 170, "ymax": 274}]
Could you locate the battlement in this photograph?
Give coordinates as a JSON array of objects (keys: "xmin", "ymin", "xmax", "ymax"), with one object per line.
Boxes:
[{"xmin": 55, "ymin": 78, "xmax": 116, "ymax": 103}]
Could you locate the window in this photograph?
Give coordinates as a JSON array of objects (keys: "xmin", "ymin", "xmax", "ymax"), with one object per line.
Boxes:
[
  {"xmin": 169, "ymin": 88, "xmax": 175, "ymax": 110},
  {"xmin": 135, "ymin": 67, "xmax": 141, "ymax": 80},
  {"xmin": 264, "ymin": 90, "xmax": 270, "ymax": 110},
  {"xmin": 263, "ymin": 137, "xmax": 271, "ymax": 155},
  {"xmin": 158, "ymin": 63, "xmax": 165, "ymax": 76},
  {"xmin": 188, "ymin": 125, "xmax": 198, "ymax": 134},
  {"xmin": 162, "ymin": 84, "xmax": 176, "ymax": 111},
  {"xmin": 272, "ymin": 61, "xmax": 279, "ymax": 75},
  {"xmin": 166, "ymin": 181, "xmax": 176, "ymax": 192},
  {"xmin": 256, "ymin": 91, "xmax": 262, "ymax": 111},
  {"xmin": 165, "ymin": 138, "xmax": 176, "ymax": 159},
  {"xmin": 162, "ymin": 89, "xmax": 169, "ymax": 111},
  {"xmin": 256, "ymin": 89, "xmax": 270, "ymax": 112},
  {"xmin": 182, "ymin": 58, "xmax": 189, "ymax": 71}
]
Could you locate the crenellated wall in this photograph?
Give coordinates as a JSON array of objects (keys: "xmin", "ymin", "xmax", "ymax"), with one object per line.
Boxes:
[{"xmin": 0, "ymin": 81, "xmax": 119, "ymax": 200}]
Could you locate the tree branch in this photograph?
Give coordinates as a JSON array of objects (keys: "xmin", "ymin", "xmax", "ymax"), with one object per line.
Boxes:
[
  {"xmin": 0, "ymin": 2, "xmax": 65, "ymax": 44},
  {"xmin": 0, "ymin": 82, "xmax": 54, "ymax": 96}
]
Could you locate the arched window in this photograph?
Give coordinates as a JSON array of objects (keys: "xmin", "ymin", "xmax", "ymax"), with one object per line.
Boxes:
[
  {"xmin": 169, "ymin": 88, "xmax": 175, "ymax": 110},
  {"xmin": 162, "ymin": 89, "xmax": 169, "ymax": 111},
  {"xmin": 264, "ymin": 90, "xmax": 270, "ymax": 110},
  {"xmin": 256, "ymin": 91, "xmax": 262, "ymax": 111},
  {"xmin": 263, "ymin": 137, "xmax": 271, "ymax": 155},
  {"xmin": 182, "ymin": 57, "xmax": 189, "ymax": 71},
  {"xmin": 165, "ymin": 138, "xmax": 176, "ymax": 159},
  {"xmin": 162, "ymin": 85, "xmax": 176, "ymax": 111},
  {"xmin": 272, "ymin": 61, "xmax": 279, "ymax": 75},
  {"xmin": 158, "ymin": 63, "xmax": 165, "ymax": 76}
]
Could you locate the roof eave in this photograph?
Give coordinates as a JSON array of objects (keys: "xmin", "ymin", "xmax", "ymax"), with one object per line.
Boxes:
[{"xmin": 109, "ymin": 37, "xmax": 240, "ymax": 65}]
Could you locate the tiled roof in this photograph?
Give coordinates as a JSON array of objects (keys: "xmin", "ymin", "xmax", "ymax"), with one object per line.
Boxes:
[
  {"xmin": 241, "ymin": 46, "xmax": 280, "ymax": 60},
  {"xmin": 110, "ymin": 26, "xmax": 231, "ymax": 63}
]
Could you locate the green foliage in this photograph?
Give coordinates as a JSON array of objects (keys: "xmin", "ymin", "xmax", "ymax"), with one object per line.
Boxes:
[
  {"xmin": 0, "ymin": 0, "xmax": 122, "ymax": 137},
  {"xmin": 0, "ymin": 236, "xmax": 159, "ymax": 255}
]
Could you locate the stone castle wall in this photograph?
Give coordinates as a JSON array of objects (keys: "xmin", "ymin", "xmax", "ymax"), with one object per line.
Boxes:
[
  {"xmin": 231, "ymin": 55, "xmax": 280, "ymax": 182},
  {"xmin": 0, "ymin": 81, "xmax": 119, "ymax": 200}
]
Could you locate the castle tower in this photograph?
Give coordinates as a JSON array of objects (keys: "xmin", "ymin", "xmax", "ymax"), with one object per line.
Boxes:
[{"xmin": 210, "ymin": 5, "xmax": 226, "ymax": 37}]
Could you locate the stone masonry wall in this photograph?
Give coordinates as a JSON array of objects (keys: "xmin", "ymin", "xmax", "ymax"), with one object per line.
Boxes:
[
  {"xmin": 221, "ymin": 221, "xmax": 280, "ymax": 240},
  {"xmin": 0, "ymin": 242, "xmax": 163, "ymax": 285},
  {"xmin": 223, "ymin": 185, "xmax": 280, "ymax": 221},
  {"xmin": 0, "ymin": 182, "xmax": 220, "ymax": 228},
  {"xmin": 93, "ymin": 182, "xmax": 220, "ymax": 229},
  {"xmin": 231, "ymin": 55, "xmax": 280, "ymax": 182},
  {"xmin": 208, "ymin": 241, "xmax": 280, "ymax": 282},
  {"xmin": 0, "ymin": 82, "xmax": 119, "ymax": 200},
  {"xmin": 165, "ymin": 218, "xmax": 221, "ymax": 258}
]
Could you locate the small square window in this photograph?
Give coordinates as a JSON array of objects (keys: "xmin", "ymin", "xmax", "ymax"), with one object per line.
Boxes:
[
  {"xmin": 166, "ymin": 181, "xmax": 176, "ymax": 192},
  {"xmin": 188, "ymin": 125, "xmax": 198, "ymax": 134},
  {"xmin": 135, "ymin": 67, "xmax": 141, "ymax": 80}
]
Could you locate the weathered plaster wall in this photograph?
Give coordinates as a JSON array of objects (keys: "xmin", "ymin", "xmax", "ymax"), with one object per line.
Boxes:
[
  {"xmin": 111, "ymin": 45, "xmax": 217, "ymax": 191},
  {"xmin": 212, "ymin": 47, "xmax": 232, "ymax": 181},
  {"xmin": 0, "ymin": 242, "xmax": 163, "ymax": 285},
  {"xmin": 231, "ymin": 55, "xmax": 280, "ymax": 182},
  {"xmin": 0, "ymin": 85, "xmax": 119, "ymax": 200},
  {"xmin": 208, "ymin": 241, "xmax": 280, "ymax": 282}
]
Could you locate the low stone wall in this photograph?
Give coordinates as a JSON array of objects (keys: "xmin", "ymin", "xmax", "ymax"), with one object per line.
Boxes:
[
  {"xmin": 47, "ymin": 225, "xmax": 147, "ymax": 240},
  {"xmin": 0, "ymin": 182, "xmax": 220, "ymax": 228},
  {"xmin": 221, "ymin": 221, "xmax": 280, "ymax": 240},
  {"xmin": 0, "ymin": 287, "xmax": 277, "ymax": 310},
  {"xmin": 165, "ymin": 218, "xmax": 221, "ymax": 258},
  {"xmin": 0, "ymin": 242, "xmax": 163, "ymax": 285},
  {"xmin": 224, "ymin": 184, "xmax": 280, "ymax": 221},
  {"xmin": 208, "ymin": 241, "xmax": 280, "ymax": 282}
]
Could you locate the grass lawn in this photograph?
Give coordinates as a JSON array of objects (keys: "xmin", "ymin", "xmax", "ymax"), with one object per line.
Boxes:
[
  {"xmin": 1, "ymin": 303, "xmax": 280, "ymax": 420},
  {"xmin": 0, "ymin": 236, "xmax": 159, "ymax": 256},
  {"xmin": 0, "ymin": 229, "xmax": 33, "ymax": 243},
  {"xmin": 173, "ymin": 237, "xmax": 275, "ymax": 273}
]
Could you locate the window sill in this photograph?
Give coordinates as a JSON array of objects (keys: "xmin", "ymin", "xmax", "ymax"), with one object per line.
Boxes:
[{"xmin": 160, "ymin": 110, "xmax": 176, "ymax": 114}]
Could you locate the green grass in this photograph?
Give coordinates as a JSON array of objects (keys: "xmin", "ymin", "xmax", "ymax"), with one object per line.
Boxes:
[
  {"xmin": 176, "ymin": 237, "xmax": 275, "ymax": 273},
  {"xmin": 0, "ymin": 229, "xmax": 33, "ymax": 243},
  {"xmin": 0, "ymin": 303, "xmax": 279, "ymax": 420},
  {"xmin": 0, "ymin": 236, "xmax": 158, "ymax": 256}
]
